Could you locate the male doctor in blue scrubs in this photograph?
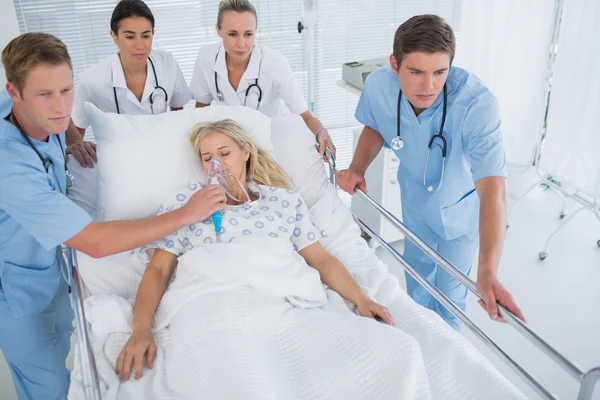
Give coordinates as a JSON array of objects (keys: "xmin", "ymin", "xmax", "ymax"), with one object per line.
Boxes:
[
  {"xmin": 338, "ymin": 15, "xmax": 526, "ymax": 330},
  {"xmin": 0, "ymin": 33, "xmax": 226, "ymax": 400}
]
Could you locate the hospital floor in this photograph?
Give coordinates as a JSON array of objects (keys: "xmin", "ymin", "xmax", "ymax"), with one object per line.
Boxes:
[{"xmin": 1, "ymin": 170, "xmax": 599, "ymax": 400}]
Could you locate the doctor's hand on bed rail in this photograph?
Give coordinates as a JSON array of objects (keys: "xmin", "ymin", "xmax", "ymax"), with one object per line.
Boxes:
[
  {"xmin": 337, "ymin": 168, "xmax": 368, "ymax": 195},
  {"xmin": 476, "ymin": 275, "xmax": 526, "ymax": 323},
  {"xmin": 315, "ymin": 127, "xmax": 336, "ymax": 161}
]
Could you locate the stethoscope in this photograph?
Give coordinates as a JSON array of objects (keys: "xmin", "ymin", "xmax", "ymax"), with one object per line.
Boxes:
[
  {"xmin": 214, "ymin": 49, "xmax": 263, "ymax": 109},
  {"xmin": 9, "ymin": 112, "xmax": 73, "ymax": 194},
  {"xmin": 113, "ymin": 57, "xmax": 168, "ymax": 115},
  {"xmin": 8, "ymin": 111, "xmax": 74, "ymax": 290},
  {"xmin": 391, "ymin": 85, "xmax": 448, "ymax": 193}
]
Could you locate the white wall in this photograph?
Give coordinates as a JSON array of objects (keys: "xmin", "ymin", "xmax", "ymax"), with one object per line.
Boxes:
[
  {"xmin": 453, "ymin": 0, "xmax": 555, "ymax": 168},
  {"xmin": 0, "ymin": 0, "xmax": 20, "ymax": 87}
]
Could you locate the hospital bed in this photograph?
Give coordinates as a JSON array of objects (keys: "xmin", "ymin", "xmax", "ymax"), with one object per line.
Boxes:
[{"xmin": 63, "ymin": 104, "xmax": 599, "ymax": 400}]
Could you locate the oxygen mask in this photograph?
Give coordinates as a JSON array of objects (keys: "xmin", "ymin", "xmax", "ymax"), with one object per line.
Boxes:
[{"xmin": 207, "ymin": 155, "xmax": 251, "ymax": 242}]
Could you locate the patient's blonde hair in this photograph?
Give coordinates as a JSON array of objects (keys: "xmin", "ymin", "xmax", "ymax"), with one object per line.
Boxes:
[{"xmin": 189, "ymin": 119, "xmax": 291, "ymax": 189}]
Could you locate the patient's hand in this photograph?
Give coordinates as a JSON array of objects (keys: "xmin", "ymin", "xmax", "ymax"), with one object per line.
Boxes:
[
  {"xmin": 116, "ymin": 328, "xmax": 157, "ymax": 381},
  {"xmin": 356, "ymin": 296, "xmax": 395, "ymax": 326}
]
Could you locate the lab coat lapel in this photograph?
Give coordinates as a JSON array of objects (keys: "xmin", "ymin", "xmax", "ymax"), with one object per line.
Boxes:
[
  {"xmin": 140, "ymin": 55, "xmax": 157, "ymax": 104},
  {"xmin": 111, "ymin": 53, "xmax": 146, "ymax": 110},
  {"xmin": 215, "ymin": 44, "xmax": 241, "ymax": 105},
  {"xmin": 236, "ymin": 46, "xmax": 261, "ymax": 95}
]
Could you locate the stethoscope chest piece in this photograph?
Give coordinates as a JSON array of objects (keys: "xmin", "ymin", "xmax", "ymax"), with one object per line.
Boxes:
[
  {"xmin": 390, "ymin": 136, "xmax": 404, "ymax": 151},
  {"xmin": 66, "ymin": 171, "xmax": 74, "ymax": 189}
]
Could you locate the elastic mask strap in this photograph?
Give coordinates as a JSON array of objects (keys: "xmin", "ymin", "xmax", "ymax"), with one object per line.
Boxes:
[{"xmin": 220, "ymin": 173, "xmax": 251, "ymax": 204}]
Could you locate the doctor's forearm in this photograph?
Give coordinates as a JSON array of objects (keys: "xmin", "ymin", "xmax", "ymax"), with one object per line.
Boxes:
[
  {"xmin": 65, "ymin": 209, "xmax": 191, "ymax": 259},
  {"xmin": 65, "ymin": 119, "xmax": 85, "ymax": 145},
  {"xmin": 349, "ymin": 126, "xmax": 384, "ymax": 175},
  {"xmin": 300, "ymin": 111, "xmax": 324, "ymax": 134},
  {"xmin": 476, "ymin": 178, "xmax": 507, "ymax": 278}
]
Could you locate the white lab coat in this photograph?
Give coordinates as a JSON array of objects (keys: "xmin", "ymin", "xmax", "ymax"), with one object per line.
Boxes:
[
  {"xmin": 72, "ymin": 49, "xmax": 191, "ymax": 129},
  {"xmin": 189, "ymin": 43, "xmax": 308, "ymax": 117}
]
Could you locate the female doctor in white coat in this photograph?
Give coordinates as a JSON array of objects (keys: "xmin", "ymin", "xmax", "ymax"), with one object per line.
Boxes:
[
  {"xmin": 64, "ymin": 0, "xmax": 191, "ymax": 215},
  {"xmin": 189, "ymin": 0, "xmax": 336, "ymax": 158},
  {"xmin": 65, "ymin": 0, "xmax": 191, "ymax": 169}
]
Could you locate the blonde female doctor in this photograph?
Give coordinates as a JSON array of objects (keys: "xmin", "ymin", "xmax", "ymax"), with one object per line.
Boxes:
[{"xmin": 189, "ymin": 0, "xmax": 336, "ymax": 158}]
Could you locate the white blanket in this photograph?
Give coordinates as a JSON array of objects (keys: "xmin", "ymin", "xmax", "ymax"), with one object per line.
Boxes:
[
  {"xmin": 70, "ymin": 238, "xmax": 433, "ymax": 400},
  {"xmin": 69, "ymin": 188, "xmax": 526, "ymax": 400},
  {"xmin": 174, "ymin": 237, "xmax": 328, "ymax": 309}
]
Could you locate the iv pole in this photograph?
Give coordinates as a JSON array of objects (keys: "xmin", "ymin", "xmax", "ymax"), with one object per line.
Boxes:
[{"xmin": 298, "ymin": 0, "xmax": 317, "ymax": 112}]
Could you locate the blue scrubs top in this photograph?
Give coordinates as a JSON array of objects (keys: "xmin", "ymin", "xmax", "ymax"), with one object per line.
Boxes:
[
  {"xmin": 355, "ymin": 66, "xmax": 506, "ymax": 240},
  {"xmin": 0, "ymin": 91, "xmax": 92, "ymax": 318}
]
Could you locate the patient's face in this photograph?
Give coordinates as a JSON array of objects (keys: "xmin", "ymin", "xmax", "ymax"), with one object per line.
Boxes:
[{"xmin": 200, "ymin": 131, "xmax": 250, "ymax": 183}]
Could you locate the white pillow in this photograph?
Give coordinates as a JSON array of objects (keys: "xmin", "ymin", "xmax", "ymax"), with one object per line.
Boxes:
[
  {"xmin": 271, "ymin": 114, "xmax": 333, "ymax": 208},
  {"xmin": 271, "ymin": 114, "xmax": 343, "ymax": 236},
  {"xmin": 86, "ymin": 103, "xmax": 272, "ymax": 221}
]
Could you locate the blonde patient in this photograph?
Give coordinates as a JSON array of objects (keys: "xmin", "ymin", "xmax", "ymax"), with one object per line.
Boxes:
[{"xmin": 116, "ymin": 119, "xmax": 394, "ymax": 381}]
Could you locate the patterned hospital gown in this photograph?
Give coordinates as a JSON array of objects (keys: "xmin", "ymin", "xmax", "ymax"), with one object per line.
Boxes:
[{"xmin": 137, "ymin": 183, "xmax": 327, "ymax": 261}]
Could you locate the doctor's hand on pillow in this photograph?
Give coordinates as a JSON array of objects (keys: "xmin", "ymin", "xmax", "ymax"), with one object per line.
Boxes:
[
  {"xmin": 65, "ymin": 119, "xmax": 98, "ymax": 168},
  {"xmin": 66, "ymin": 140, "xmax": 97, "ymax": 168}
]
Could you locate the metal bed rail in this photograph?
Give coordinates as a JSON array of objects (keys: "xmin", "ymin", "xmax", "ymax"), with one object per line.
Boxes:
[
  {"xmin": 325, "ymin": 148, "xmax": 600, "ymax": 400},
  {"xmin": 65, "ymin": 247, "xmax": 102, "ymax": 400}
]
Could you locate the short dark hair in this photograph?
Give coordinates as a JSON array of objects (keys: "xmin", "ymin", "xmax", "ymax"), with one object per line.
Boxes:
[
  {"xmin": 2, "ymin": 33, "xmax": 72, "ymax": 94},
  {"xmin": 393, "ymin": 15, "xmax": 456, "ymax": 66},
  {"xmin": 110, "ymin": 0, "xmax": 155, "ymax": 34}
]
